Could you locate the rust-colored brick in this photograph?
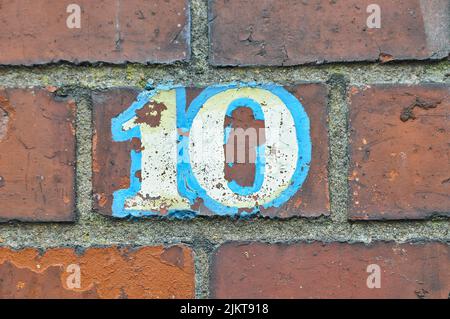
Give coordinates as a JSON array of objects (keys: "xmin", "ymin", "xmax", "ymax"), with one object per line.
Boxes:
[
  {"xmin": 0, "ymin": 88, "xmax": 76, "ymax": 222},
  {"xmin": 209, "ymin": 0, "xmax": 449, "ymax": 66},
  {"xmin": 0, "ymin": 0, "xmax": 190, "ymax": 65},
  {"xmin": 92, "ymin": 85, "xmax": 329, "ymax": 218},
  {"xmin": 0, "ymin": 245, "xmax": 194, "ymax": 299},
  {"xmin": 92, "ymin": 89, "xmax": 139, "ymax": 217},
  {"xmin": 211, "ymin": 242, "xmax": 450, "ymax": 299},
  {"xmin": 349, "ymin": 84, "xmax": 449, "ymax": 220}
]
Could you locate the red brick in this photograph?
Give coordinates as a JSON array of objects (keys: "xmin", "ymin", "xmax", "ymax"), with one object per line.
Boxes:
[
  {"xmin": 0, "ymin": 88, "xmax": 76, "ymax": 222},
  {"xmin": 92, "ymin": 85, "xmax": 329, "ymax": 218},
  {"xmin": 209, "ymin": 0, "xmax": 449, "ymax": 66},
  {"xmin": 0, "ymin": 0, "xmax": 190, "ymax": 65},
  {"xmin": 349, "ymin": 84, "xmax": 449, "ymax": 220},
  {"xmin": 0, "ymin": 245, "xmax": 195, "ymax": 299},
  {"xmin": 211, "ymin": 242, "xmax": 450, "ymax": 299}
]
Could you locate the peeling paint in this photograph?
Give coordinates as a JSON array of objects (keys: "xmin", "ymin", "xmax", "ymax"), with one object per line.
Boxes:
[
  {"xmin": 110, "ymin": 84, "xmax": 312, "ymax": 218},
  {"xmin": 0, "ymin": 0, "xmax": 448, "ymax": 301}
]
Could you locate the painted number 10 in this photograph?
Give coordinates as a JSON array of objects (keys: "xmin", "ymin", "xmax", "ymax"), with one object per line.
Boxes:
[{"xmin": 111, "ymin": 84, "xmax": 311, "ymax": 218}]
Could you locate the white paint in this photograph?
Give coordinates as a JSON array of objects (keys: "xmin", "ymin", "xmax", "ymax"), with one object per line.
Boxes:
[
  {"xmin": 189, "ymin": 88, "xmax": 298, "ymax": 208},
  {"xmin": 122, "ymin": 90, "xmax": 190, "ymax": 212}
]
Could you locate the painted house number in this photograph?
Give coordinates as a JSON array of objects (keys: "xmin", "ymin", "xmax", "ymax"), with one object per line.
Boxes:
[{"xmin": 111, "ymin": 84, "xmax": 311, "ymax": 217}]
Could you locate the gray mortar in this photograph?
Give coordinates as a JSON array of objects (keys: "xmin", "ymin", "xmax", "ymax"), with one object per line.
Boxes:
[{"xmin": 0, "ymin": 0, "xmax": 448, "ymax": 298}]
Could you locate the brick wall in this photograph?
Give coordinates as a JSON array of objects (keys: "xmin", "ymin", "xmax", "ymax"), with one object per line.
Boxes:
[{"xmin": 0, "ymin": 0, "xmax": 448, "ymax": 299}]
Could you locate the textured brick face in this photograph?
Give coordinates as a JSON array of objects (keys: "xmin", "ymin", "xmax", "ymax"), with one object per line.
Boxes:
[
  {"xmin": 209, "ymin": 0, "xmax": 450, "ymax": 66},
  {"xmin": 349, "ymin": 84, "xmax": 450, "ymax": 220},
  {"xmin": 0, "ymin": 245, "xmax": 194, "ymax": 299},
  {"xmin": 0, "ymin": 88, "xmax": 76, "ymax": 222},
  {"xmin": 92, "ymin": 85, "xmax": 329, "ymax": 218},
  {"xmin": 211, "ymin": 242, "xmax": 450, "ymax": 299},
  {"xmin": 0, "ymin": 0, "xmax": 190, "ymax": 65},
  {"xmin": 92, "ymin": 89, "xmax": 138, "ymax": 217}
]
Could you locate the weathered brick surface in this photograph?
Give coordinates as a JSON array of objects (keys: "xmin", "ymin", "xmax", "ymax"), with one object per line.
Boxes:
[
  {"xmin": 92, "ymin": 85, "xmax": 329, "ymax": 218},
  {"xmin": 0, "ymin": 0, "xmax": 190, "ymax": 65},
  {"xmin": 211, "ymin": 242, "xmax": 450, "ymax": 299},
  {"xmin": 0, "ymin": 88, "xmax": 76, "ymax": 222},
  {"xmin": 209, "ymin": 0, "xmax": 450, "ymax": 66},
  {"xmin": 0, "ymin": 245, "xmax": 194, "ymax": 299},
  {"xmin": 349, "ymin": 84, "xmax": 450, "ymax": 220},
  {"xmin": 92, "ymin": 89, "xmax": 139, "ymax": 217}
]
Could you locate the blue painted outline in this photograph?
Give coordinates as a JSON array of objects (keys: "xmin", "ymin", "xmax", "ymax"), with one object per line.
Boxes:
[
  {"xmin": 110, "ymin": 85, "xmax": 195, "ymax": 219},
  {"xmin": 111, "ymin": 83, "xmax": 311, "ymax": 218},
  {"xmin": 224, "ymin": 98, "xmax": 265, "ymax": 196},
  {"xmin": 177, "ymin": 83, "xmax": 312, "ymax": 217}
]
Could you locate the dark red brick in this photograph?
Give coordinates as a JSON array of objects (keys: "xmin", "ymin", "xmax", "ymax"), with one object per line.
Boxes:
[
  {"xmin": 209, "ymin": 0, "xmax": 449, "ymax": 66},
  {"xmin": 0, "ymin": 245, "xmax": 195, "ymax": 299},
  {"xmin": 0, "ymin": 0, "xmax": 190, "ymax": 65},
  {"xmin": 0, "ymin": 88, "xmax": 76, "ymax": 222},
  {"xmin": 92, "ymin": 85, "xmax": 329, "ymax": 218},
  {"xmin": 349, "ymin": 84, "xmax": 449, "ymax": 220},
  {"xmin": 92, "ymin": 88, "xmax": 138, "ymax": 217},
  {"xmin": 211, "ymin": 242, "xmax": 450, "ymax": 299}
]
